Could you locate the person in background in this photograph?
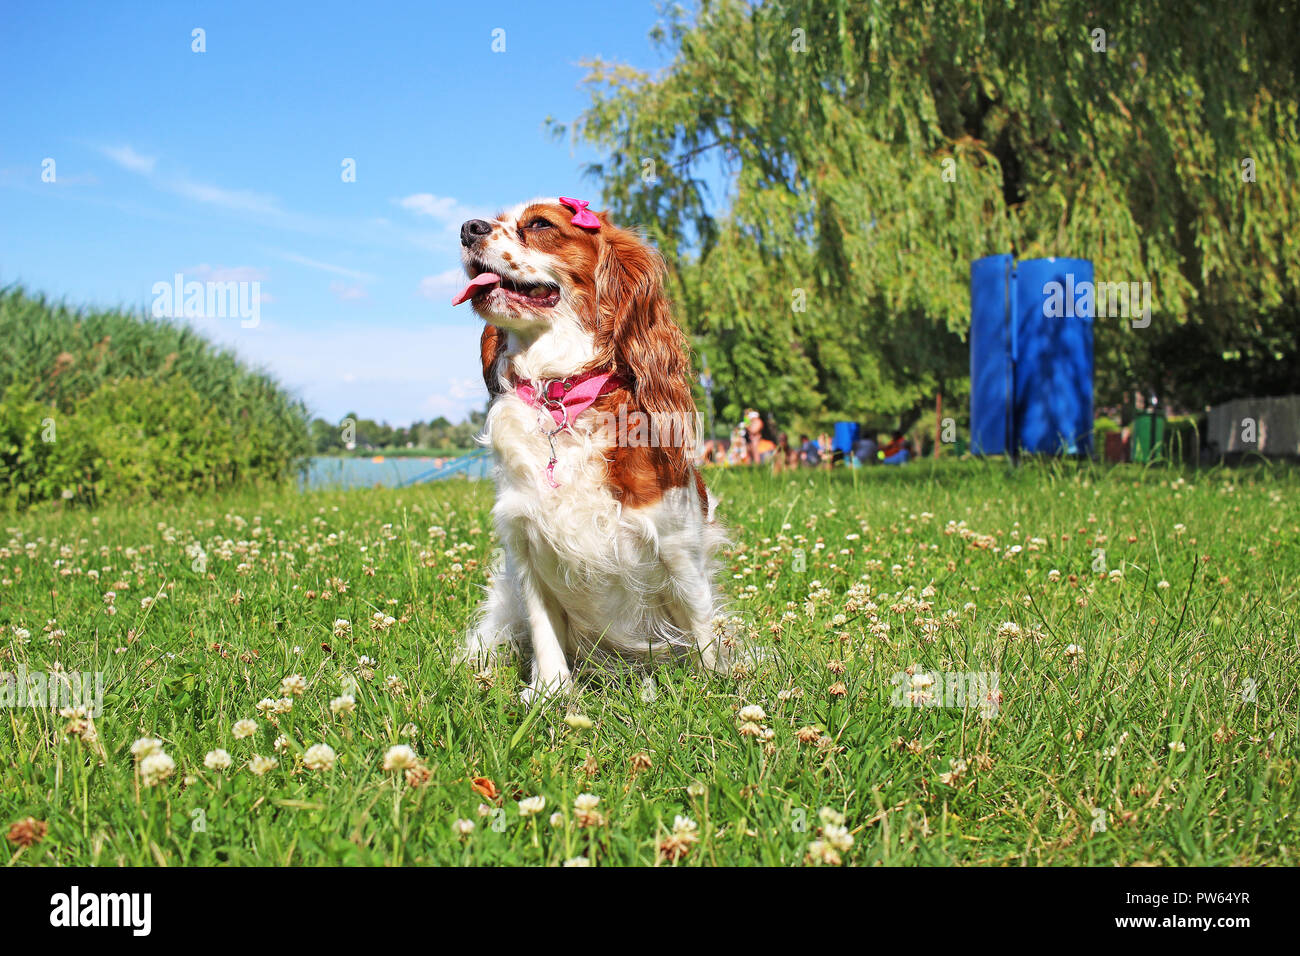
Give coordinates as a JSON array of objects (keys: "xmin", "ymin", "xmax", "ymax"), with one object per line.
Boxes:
[
  {"xmin": 773, "ymin": 432, "xmax": 791, "ymax": 472},
  {"xmin": 817, "ymin": 432, "xmax": 834, "ymax": 468},
  {"xmin": 744, "ymin": 409, "xmax": 778, "ymax": 465},
  {"xmin": 799, "ymin": 433, "xmax": 822, "ymax": 467},
  {"xmin": 744, "ymin": 409, "xmax": 763, "ymax": 463},
  {"xmin": 728, "ymin": 425, "xmax": 750, "ymax": 465},
  {"xmin": 879, "ymin": 429, "xmax": 911, "ymax": 465},
  {"xmin": 853, "ymin": 428, "xmax": 878, "ymax": 464}
]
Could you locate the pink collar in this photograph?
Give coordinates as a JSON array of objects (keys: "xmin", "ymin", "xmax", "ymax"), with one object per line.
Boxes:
[
  {"xmin": 512, "ymin": 368, "xmax": 625, "ymax": 488},
  {"xmin": 512, "ymin": 368, "xmax": 625, "ymax": 429}
]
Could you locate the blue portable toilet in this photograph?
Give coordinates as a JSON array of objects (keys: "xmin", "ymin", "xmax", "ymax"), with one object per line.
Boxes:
[
  {"xmin": 970, "ymin": 256, "xmax": 1094, "ymax": 457},
  {"xmin": 832, "ymin": 421, "xmax": 859, "ymax": 456}
]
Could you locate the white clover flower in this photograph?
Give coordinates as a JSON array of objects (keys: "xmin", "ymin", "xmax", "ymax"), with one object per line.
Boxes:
[
  {"xmin": 131, "ymin": 737, "xmax": 164, "ymax": 758},
  {"xmin": 574, "ymin": 793, "xmax": 601, "ymax": 812},
  {"xmin": 823, "ymin": 823, "xmax": 855, "ymax": 852},
  {"xmin": 139, "ymin": 751, "xmax": 175, "ymax": 787},
  {"xmin": 303, "ymin": 743, "xmax": 337, "ymax": 771},
  {"xmin": 382, "ymin": 744, "xmax": 419, "ymax": 771},
  {"xmin": 517, "ymin": 795, "xmax": 546, "ymax": 816},
  {"xmin": 330, "ymin": 694, "xmax": 356, "ymax": 715},
  {"xmin": 1065, "ymin": 644, "xmax": 1080, "ymax": 658},
  {"xmin": 1168, "ymin": 741, "xmax": 1187, "ymax": 753},
  {"xmin": 818, "ymin": 807, "xmax": 846, "ymax": 827},
  {"xmin": 996, "ymin": 621, "xmax": 1021, "ymax": 639},
  {"xmin": 1157, "ymin": 580, "xmax": 1171, "ymax": 590},
  {"xmin": 452, "ymin": 818, "xmax": 475, "ymax": 837},
  {"xmin": 279, "ymin": 674, "xmax": 306, "ymax": 697},
  {"xmin": 807, "ymin": 840, "xmax": 839, "ymax": 865},
  {"xmin": 248, "ymin": 754, "xmax": 277, "ymax": 776},
  {"xmin": 273, "ymin": 734, "xmax": 289, "ymax": 752},
  {"xmin": 563, "ymin": 713, "xmax": 593, "ymax": 730},
  {"xmin": 1047, "ymin": 569, "xmax": 1062, "ymax": 582},
  {"xmin": 549, "ymin": 811, "xmax": 565, "ymax": 827},
  {"xmin": 563, "ymin": 856, "xmax": 591, "ymax": 867},
  {"xmin": 737, "ymin": 704, "xmax": 767, "ymax": 723},
  {"xmin": 203, "ymin": 749, "xmax": 232, "ymax": 771},
  {"xmin": 332, "ymin": 618, "xmax": 352, "ymax": 637},
  {"xmin": 232, "ymin": 719, "xmax": 257, "ymax": 739}
]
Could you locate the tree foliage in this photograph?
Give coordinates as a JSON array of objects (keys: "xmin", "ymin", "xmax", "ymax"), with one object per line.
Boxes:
[{"xmin": 556, "ymin": 0, "xmax": 1300, "ymax": 428}]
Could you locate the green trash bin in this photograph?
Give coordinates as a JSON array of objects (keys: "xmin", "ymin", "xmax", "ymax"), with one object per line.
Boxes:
[{"xmin": 1132, "ymin": 411, "xmax": 1166, "ymax": 463}]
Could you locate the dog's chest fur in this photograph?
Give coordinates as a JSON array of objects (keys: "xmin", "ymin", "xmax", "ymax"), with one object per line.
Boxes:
[{"xmin": 482, "ymin": 390, "xmax": 701, "ymax": 654}]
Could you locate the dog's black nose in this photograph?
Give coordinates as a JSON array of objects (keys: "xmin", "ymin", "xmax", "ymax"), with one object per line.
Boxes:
[{"xmin": 460, "ymin": 219, "xmax": 492, "ymax": 247}]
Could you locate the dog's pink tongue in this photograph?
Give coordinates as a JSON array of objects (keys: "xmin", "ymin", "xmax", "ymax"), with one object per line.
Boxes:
[{"xmin": 451, "ymin": 272, "xmax": 501, "ymax": 306}]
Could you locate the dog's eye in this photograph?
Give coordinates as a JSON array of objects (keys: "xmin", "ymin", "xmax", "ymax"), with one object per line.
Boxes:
[{"xmin": 525, "ymin": 217, "xmax": 554, "ymax": 230}]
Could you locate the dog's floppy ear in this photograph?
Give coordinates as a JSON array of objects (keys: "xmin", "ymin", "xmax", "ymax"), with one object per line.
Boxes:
[
  {"xmin": 480, "ymin": 323, "xmax": 509, "ymax": 395},
  {"xmin": 594, "ymin": 220, "xmax": 694, "ymax": 430}
]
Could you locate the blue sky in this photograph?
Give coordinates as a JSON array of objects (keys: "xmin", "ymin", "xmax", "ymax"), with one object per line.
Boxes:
[{"xmin": 0, "ymin": 1, "xmax": 682, "ymax": 426}]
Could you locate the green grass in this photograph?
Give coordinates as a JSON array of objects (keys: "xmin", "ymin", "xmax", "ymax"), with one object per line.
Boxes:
[{"xmin": 2, "ymin": 460, "xmax": 1297, "ymax": 866}]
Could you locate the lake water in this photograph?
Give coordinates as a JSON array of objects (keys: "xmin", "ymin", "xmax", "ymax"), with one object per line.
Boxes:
[{"xmin": 301, "ymin": 454, "xmax": 491, "ymax": 489}]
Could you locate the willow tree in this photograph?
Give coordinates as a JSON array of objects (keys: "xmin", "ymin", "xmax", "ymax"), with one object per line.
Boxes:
[{"xmin": 554, "ymin": 0, "xmax": 1300, "ymax": 429}]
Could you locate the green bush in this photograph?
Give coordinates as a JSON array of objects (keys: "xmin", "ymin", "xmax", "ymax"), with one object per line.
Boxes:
[{"xmin": 0, "ymin": 286, "xmax": 309, "ymax": 508}]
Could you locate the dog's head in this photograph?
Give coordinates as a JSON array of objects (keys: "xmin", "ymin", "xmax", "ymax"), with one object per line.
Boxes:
[{"xmin": 454, "ymin": 197, "xmax": 690, "ymax": 414}]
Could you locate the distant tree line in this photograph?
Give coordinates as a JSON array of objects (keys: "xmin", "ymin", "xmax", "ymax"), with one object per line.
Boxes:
[{"xmin": 308, "ymin": 410, "xmax": 485, "ymax": 455}]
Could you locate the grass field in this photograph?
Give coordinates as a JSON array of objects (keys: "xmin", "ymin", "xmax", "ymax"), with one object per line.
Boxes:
[{"xmin": 2, "ymin": 460, "xmax": 1297, "ymax": 866}]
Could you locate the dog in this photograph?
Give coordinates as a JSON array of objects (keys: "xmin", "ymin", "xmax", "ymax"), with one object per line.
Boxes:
[{"xmin": 451, "ymin": 197, "xmax": 724, "ymax": 703}]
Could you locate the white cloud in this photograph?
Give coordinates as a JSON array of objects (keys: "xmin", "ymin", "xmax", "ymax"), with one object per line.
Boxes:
[
  {"xmin": 446, "ymin": 376, "xmax": 481, "ymax": 400},
  {"xmin": 397, "ymin": 193, "xmax": 475, "ymax": 222},
  {"xmin": 100, "ymin": 144, "xmax": 157, "ymax": 175},
  {"xmin": 185, "ymin": 263, "xmax": 270, "ymax": 283},
  {"xmin": 328, "ymin": 280, "xmax": 368, "ymax": 301},
  {"xmin": 170, "ymin": 178, "xmax": 280, "ymax": 215},
  {"xmin": 194, "ymin": 317, "xmax": 487, "ymax": 426},
  {"xmin": 417, "ymin": 268, "xmax": 468, "ymax": 301},
  {"xmin": 277, "ymin": 251, "xmax": 375, "ymax": 282}
]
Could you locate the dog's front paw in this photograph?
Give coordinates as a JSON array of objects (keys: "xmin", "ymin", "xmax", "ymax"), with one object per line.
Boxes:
[{"xmin": 520, "ymin": 672, "xmax": 573, "ymax": 708}]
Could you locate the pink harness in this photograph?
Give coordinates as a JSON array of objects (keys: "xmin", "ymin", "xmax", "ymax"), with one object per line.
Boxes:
[{"xmin": 512, "ymin": 369, "xmax": 625, "ymax": 487}]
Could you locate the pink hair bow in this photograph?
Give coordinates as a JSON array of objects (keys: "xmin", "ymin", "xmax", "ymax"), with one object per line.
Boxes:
[{"xmin": 558, "ymin": 197, "xmax": 601, "ymax": 229}]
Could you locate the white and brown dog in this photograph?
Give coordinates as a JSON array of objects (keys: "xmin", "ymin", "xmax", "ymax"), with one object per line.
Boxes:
[{"xmin": 451, "ymin": 197, "xmax": 724, "ymax": 703}]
